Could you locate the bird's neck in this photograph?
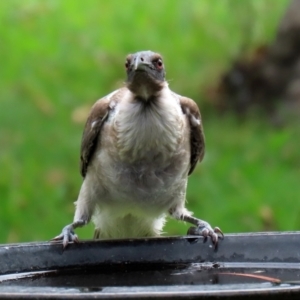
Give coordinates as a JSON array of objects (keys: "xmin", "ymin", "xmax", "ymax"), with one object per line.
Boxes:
[{"xmin": 127, "ymin": 76, "xmax": 165, "ymax": 101}]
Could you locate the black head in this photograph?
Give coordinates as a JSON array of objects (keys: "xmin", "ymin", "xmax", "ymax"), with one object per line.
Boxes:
[{"xmin": 125, "ymin": 51, "xmax": 166, "ymax": 99}]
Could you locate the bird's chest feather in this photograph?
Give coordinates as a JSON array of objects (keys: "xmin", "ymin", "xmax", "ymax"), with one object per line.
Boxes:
[
  {"xmin": 113, "ymin": 97, "xmax": 184, "ymax": 162},
  {"xmin": 94, "ymin": 94, "xmax": 190, "ymax": 203}
]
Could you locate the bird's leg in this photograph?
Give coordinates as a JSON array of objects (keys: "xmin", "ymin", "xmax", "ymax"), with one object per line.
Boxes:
[
  {"xmin": 51, "ymin": 219, "xmax": 87, "ymax": 248},
  {"xmin": 169, "ymin": 207, "xmax": 223, "ymax": 248},
  {"xmin": 52, "ymin": 177, "xmax": 96, "ymax": 248}
]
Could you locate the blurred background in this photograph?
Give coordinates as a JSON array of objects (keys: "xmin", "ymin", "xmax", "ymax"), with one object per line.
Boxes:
[{"xmin": 1, "ymin": 0, "xmax": 299, "ymax": 244}]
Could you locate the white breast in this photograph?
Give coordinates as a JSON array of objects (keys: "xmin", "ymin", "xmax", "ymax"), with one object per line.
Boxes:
[{"xmin": 114, "ymin": 87, "xmax": 184, "ymax": 162}]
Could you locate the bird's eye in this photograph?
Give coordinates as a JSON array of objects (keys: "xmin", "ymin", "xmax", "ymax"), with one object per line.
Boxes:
[
  {"xmin": 154, "ymin": 58, "xmax": 163, "ymax": 70},
  {"xmin": 125, "ymin": 60, "xmax": 130, "ymax": 70}
]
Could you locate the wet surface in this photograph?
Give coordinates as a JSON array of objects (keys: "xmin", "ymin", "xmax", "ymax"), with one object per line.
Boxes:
[
  {"xmin": 0, "ymin": 262, "xmax": 300, "ymax": 299},
  {"xmin": 1, "ymin": 234, "xmax": 300, "ymax": 298},
  {"xmin": 1, "ymin": 263, "xmax": 300, "ymax": 287}
]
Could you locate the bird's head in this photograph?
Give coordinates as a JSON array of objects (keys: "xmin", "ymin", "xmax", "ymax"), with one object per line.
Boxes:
[{"xmin": 125, "ymin": 51, "xmax": 166, "ymax": 100}]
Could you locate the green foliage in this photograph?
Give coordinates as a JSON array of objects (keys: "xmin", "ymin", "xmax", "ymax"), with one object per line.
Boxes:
[{"xmin": 0, "ymin": 0, "xmax": 297, "ymax": 244}]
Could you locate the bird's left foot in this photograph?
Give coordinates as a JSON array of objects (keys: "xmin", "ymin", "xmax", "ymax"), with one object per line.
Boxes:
[
  {"xmin": 51, "ymin": 224, "xmax": 79, "ymax": 249},
  {"xmin": 187, "ymin": 221, "xmax": 224, "ymax": 248}
]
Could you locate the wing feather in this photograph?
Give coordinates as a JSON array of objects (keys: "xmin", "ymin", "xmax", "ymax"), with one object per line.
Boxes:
[
  {"xmin": 80, "ymin": 89, "xmax": 121, "ymax": 177},
  {"xmin": 180, "ymin": 97, "xmax": 205, "ymax": 175}
]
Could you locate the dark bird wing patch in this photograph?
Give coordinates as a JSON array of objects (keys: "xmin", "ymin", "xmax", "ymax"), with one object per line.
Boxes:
[
  {"xmin": 80, "ymin": 89, "xmax": 121, "ymax": 177},
  {"xmin": 179, "ymin": 96, "xmax": 205, "ymax": 175}
]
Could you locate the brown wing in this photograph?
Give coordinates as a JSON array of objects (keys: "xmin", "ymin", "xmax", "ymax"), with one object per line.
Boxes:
[
  {"xmin": 80, "ymin": 90, "xmax": 121, "ymax": 177},
  {"xmin": 180, "ymin": 96, "xmax": 205, "ymax": 175}
]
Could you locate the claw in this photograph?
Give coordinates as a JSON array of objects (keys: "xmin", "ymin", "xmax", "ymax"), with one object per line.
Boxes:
[
  {"xmin": 51, "ymin": 234, "xmax": 64, "ymax": 241},
  {"xmin": 214, "ymin": 226, "xmax": 224, "ymax": 239},
  {"xmin": 187, "ymin": 222, "xmax": 224, "ymax": 249},
  {"xmin": 51, "ymin": 224, "xmax": 79, "ymax": 248}
]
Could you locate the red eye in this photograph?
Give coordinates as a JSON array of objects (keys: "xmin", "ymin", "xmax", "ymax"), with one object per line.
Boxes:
[{"xmin": 155, "ymin": 59, "xmax": 163, "ymax": 69}]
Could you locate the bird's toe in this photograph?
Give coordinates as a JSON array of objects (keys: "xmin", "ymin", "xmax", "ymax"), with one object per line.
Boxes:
[
  {"xmin": 51, "ymin": 224, "xmax": 79, "ymax": 248},
  {"xmin": 187, "ymin": 222, "xmax": 223, "ymax": 248}
]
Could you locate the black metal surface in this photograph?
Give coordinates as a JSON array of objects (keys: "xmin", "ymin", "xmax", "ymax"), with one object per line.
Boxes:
[
  {"xmin": 1, "ymin": 232, "xmax": 300, "ymax": 275},
  {"xmin": 0, "ymin": 232, "xmax": 300, "ymax": 299}
]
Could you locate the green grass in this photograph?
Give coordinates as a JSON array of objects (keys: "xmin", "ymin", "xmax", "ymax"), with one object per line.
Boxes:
[{"xmin": 1, "ymin": 0, "xmax": 298, "ymax": 244}]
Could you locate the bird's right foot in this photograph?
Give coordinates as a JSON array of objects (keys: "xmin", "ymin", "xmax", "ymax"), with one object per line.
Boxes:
[{"xmin": 52, "ymin": 224, "xmax": 79, "ymax": 248}]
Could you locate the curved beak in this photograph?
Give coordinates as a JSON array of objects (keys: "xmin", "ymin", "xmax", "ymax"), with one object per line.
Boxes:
[{"xmin": 133, "ymin": 53, "xmax": 151, "ymax": 71}]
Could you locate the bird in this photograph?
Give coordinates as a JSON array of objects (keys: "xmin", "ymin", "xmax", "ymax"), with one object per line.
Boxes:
[{"xmin": 53, "ymin": 50, "xmax": 223, "ymax": 248}]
